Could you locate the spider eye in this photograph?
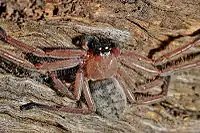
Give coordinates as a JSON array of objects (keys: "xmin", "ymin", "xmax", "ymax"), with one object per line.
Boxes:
[{"xmin": 96, "ymin": 46, "xmax": 113, "ymax": 56}]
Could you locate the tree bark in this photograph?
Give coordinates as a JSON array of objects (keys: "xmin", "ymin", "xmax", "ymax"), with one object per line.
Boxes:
[{"xmin": 0, "ymin": 0, "xmax": 200, "ymax": 132}]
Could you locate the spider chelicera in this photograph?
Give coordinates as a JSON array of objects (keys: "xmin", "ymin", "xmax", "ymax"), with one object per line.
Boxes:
[{"xmin": 0, "ymin": 27, "xmax": 200, "ymax": 114}]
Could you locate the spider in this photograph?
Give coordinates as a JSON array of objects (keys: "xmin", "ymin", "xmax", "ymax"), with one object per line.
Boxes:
[{"xmin": 0, "ymin": 27, "xmax": 200, "ymax": 114}]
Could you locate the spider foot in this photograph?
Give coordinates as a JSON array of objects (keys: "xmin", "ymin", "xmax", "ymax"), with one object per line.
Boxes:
[
  {"xmin": 20, "ymin": 102, "xmax": 43, "ymax": 111},
  {"xmin": 0, "ymin": 26, "xmax": 8, "ymax": 41},
  {"xmin": 20, "ymin": 102, "xmax": 93, "ymax": 114},
  {"xmin": 193, "ymin": 38, "xmax": 200, "ymax": 47},
  {"xmin": 135, "ymin": 76, "xmax": 171, "ymax": 104}
]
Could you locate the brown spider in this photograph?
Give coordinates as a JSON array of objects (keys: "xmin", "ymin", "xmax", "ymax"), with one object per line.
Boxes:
[{"xmin": 0, "ymin": 27, "xmax": 200, "ymax": 114}]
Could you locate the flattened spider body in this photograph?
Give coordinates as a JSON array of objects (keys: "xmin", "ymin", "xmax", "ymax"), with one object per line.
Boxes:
[
  {"xmin": 85, "ymin": 48, "xmax": 119, "ymax": 80},
  {"xmin": 78, "ymin": 35, "xmax": 119, "ymax": 80},
  {"xmin": 1, "ymin": 27, "xmax": 200, "ymax": 115}
]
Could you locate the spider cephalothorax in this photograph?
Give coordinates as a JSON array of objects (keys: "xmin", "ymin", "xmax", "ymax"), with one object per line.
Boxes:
[
  {"xmin": 1, "ymin": 27, "xmax": 200, "ymax": 114},
  {"xmin": 78, "ymin": 35, "xmax": 118, "ymax": 57}
]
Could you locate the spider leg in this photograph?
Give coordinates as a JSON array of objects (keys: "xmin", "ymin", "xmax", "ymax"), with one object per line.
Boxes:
[
  {"xmin": 20, "ymin": 102, "xmax": 92, "ymax": 114},
  {"xmin": 120, "ymin": 50, "xmax": 153, "ymax": 64},
  {"xmin": 152, "ymin": 39, "xmax": 200, "ymax": 76},
  {"xmin": 35, "ymin": 59, "xmax": 83, "ymax": 71},
  {"xmin": 73, "ymin": 69, "xmax": 84, "ymax": 100},
  {"xmin": 160, "ymin": 60, "xmax": 200, "ymax": 76},
  {"xmin": 0, "ymin": 27, "xmax": 86, "ymax": 58},
  {"xmin": 116, "ymin": 66, "xmax": 137, "ymax": 103},
  {"xmin": 1, "ymin": 49, "xmax": 83, "ymax": 100},
  {"xmin": 47, "ymin": 66, "xmax": 85, "ymax": 101},
  {"xmin": 20, "ymin": 69, "xmax": 95, "ymax": 114},
  {"xmin": 82, "ymin": 79, "xmax": 95, "ymax": 111},
  {"xmin": 44, "ymin": 49, "xmax": 86, "ymax": 59},
  {"xmin": 117, "ymin": 65, "xmax": 170, "ymax": 104},
  {"xmin": 136, "ymin": 77, "xmax": 164, "ymax": 91},
  {"xmin": 0, "ymin": 48, "xmax": 83, "ymax": 72},
  {"xmin": 50, "ymin": 72, "xmax": 74, "ymax": 99},
  {"xmin": 0, "ymin": 27, "xmax": 45, "ymax": 56},
  {"xmin": 50, "ymin": 67, "xmax": 86, "ymax": 102},
  {"xmin": 135, "ymin": 76, "xmax": 171, "ymax": 104},
  {"xmin": 0, "ymin": 49, "xmax": 35, "ymax": 70},
  {"xmin": 119, "ymin": 39, "xmax": 200, "ymax": 74},
  {"xmin": 118, "ymin": 53, "xmax": 160, "ymax": 74},
  {"xmin": 154, "ymin": 39, "xmax": 200, "ymax": 65}
]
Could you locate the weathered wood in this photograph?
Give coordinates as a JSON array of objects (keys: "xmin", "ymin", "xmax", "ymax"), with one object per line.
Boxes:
[{"xmin": 0, "ymin": 0, "xmax": 200, "ymax": 132}]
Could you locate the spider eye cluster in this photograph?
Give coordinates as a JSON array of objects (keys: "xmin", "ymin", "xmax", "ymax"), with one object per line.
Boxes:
[
  {"xmin": 74, "ymin": 35, "xmax": 117, "ymax": 56},
  {"xmin": 79, "ymin": 36, "xmax": 116, "ymax": 56},
  {"xmin": 85, "ymin": 36, "xmax": 116, "ymax": 56},
  {"xmin": 96, "ymin": 46, "xmax": 112, "ymax": 56}
]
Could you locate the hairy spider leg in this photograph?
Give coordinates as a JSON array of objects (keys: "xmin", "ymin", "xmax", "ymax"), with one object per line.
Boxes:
[
  {"xmin": 82, "ymin": 79, "xmax": 95, "ymax": 111},
  {"xmin": 34, "ymin": 59, "xmax": 82, "ymax": 71},
  {"xmin": 20, "ymin": 101, "xmax": 92, "ymax": 114},
  {"xmin": 160, "ymin": 60, "xmax": 200, "ymax": 76},
  {"xmin": 119, "ymin": 39, "xmax": 200, "ymax": 74},
  {"xmin": 0, "ymin": 47, "xmax": 83, "ymax": 73},
  {"xmin": 119, "ymin": 50, "xmax": 160, "ymax": 74},
  {"xmin": 0, "ymin": 27, "xmax": 45, "ymax": 56},
  {"xmin": 140, "ymin": 76, "xmax": 171, "ymax": 104},
  {"xmin": 116, "ymin": 66, "xmax": 137, "ymax": 103},
  {"xmin": 50, "ymin": 67, "xmax": 95, "ymax": 110},
  {"xmin": 0, "ymin": 27, "xmax": 90, "ymax": 103},
  {"xmin": 136, "ymin": 77, "xmax": 164, "ymax": 91},
  {"xmin": 120, "ymin": 50, "xmax": 153, "ymax": 64},
  {"xmin": 118, "ymin": 55, "xmax": 160, "ymax": 74},
  {"xmin": 50, "ymin": 72, "xmax": 74, "ymax": 99},
  {"xmin": 0, "ymin": 49, "xmax": 36, "ymax": 70},
  {"xmin": 0, "ymin": 49, "xmax": 84, "ymax": 100},
  {"xmin": 44, "ymin": 49, "xmax": 87, "ymax": 59},
  {"xmin": 117, "ymin": 65, "xmax": 170, "ymax": 104},
  {"xmin": 74, "ymin": 68, "xmax": 84, "ymax": 100},
  {"xmin": 0, "ymin": 27, "xmax": 86, "ymax": 58},
  {"xmin": 129, "ymin": 77, "xmax": 170, "ymax": 103},
  {"xmin": 154, "ymin": 39, "xmax": 200, "ymax": 65},
  {"xmin": 21, "ymin": 70, "xmax": 95, "ymax": 114},
  {"xmin": 50, "ymin": 66, "xmax": 88, "ymax": 101},
  {"xmin": 153, "ymin": 39, "xmax": 200, "ymax": 76}
]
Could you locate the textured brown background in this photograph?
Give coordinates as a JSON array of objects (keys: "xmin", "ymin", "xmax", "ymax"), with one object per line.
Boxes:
[{"xmin": 0, "ymin": 0, "xmax": 200, "ymax": 132}]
